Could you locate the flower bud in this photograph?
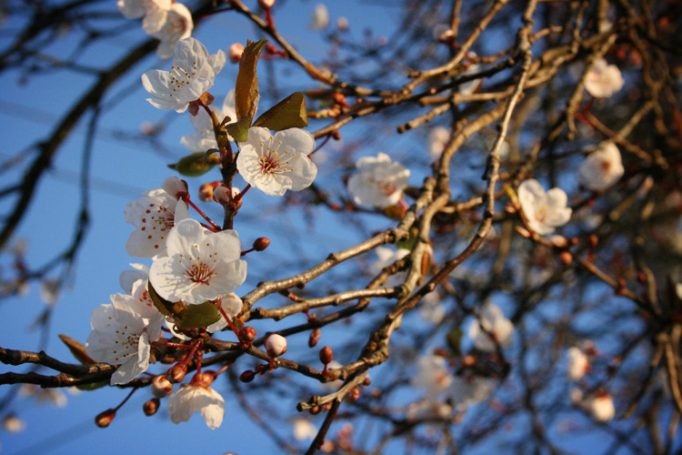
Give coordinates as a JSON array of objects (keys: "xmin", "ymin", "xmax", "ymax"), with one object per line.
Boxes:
[
  {"xmin": 337, "ymin": 16, "xmax": 349, "ymax": 31},
  {"xmin": 151, "ymin": 375, "xmax": 173, "ymax": 398},
  {"xmin": 265, "ymin": 333, "xmax": 288, "ymax": 357},
  {"xmin": 240, "ymin": 370, "xmax": 256, "ymax": 383},
  {"xmin": 213, "ymin": 186, "xmax": 241, "ymax": 205},
  {"xmin": 319, "ymin": 345, "xmax": 333, "ymax": 364},
  {"xmin": 588, "ymin": 234, "xmax": 599, "ymax": 249},
  {"xmin": 308, "ymin": 328, "xmax": 321, "ymax": 347},
  {"xmin": 349, "ymin": 386, "xmax": 361, "ymax": 401},
  {"xmin": 229, "ymin": 43, "xmax": 244, "ymax": 63},
  {"xmin": 170, "ymin": 364, "xmax": 188, "ymax": 383},
  {"xmin": 95, "ymin": 408, "xmax": 116, "ymax": 428},
  {"xmin": 239, "ymin": 326, "xmax": 257, "ymax": 342},
  {"xmin": 559, "ymin": 251, "xmax": 573, "ymax": 266},
  {"xmin": 162, "ymin": 176, "xmax": 188, "ymax": 199},
  {"xmin": 199, "ymin": 181, "xmax": 220, "ymax": 201},
  {"xmin": 253, "ymin": 237, "xmax": 271, "ymax": 251},
  {"xmin": 192, "ymin": 371, "xmax": 216, "ymax": 387},
  {"xmin": 143, "ymin": 398, "xmax": 160, "ymax": 416},
  {"xmin": 258, "ymin": 0, "xmax": 275, "ymax": 8}
]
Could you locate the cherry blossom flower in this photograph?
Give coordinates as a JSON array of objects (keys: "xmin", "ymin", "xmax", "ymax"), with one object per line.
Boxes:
[
  {"xmin": 588, "ymin": 392, "xmax": 615, "ymax": 422},
  {"xmin": 2, "ymin": 414, "xmax": 25, "ymax": 433},
  {"xmin": 518, "ymin": 179, "xmax": 572, "ymax": 235},
  {"xmin": 567, "ymin": 346, "xmax": 590, "ymax": 381},
  {"xmin": 141, "ymin": 38, "xmax": 226, "ymax": 112},
  {"xmin": 370, "ymin": 246, "xmax": 410, "ymax": 275},
  {"xmin": 412, "ymin": 355, "xmax": 453, "ymax": 400},
  {"xmin": 585, "ymin": 58, "xmax": 624, "ymax": 98},
  {"xmin": 292, "ymin": 418, "xmax": 317, "ymax": 441},
  {"xmin": 181, "ymin": 91, "xmax": 236, "ymax": 152},
  {"xmin": 458, "ymin": 60, "xmax": 481, "ymax": 96},
  {"xmin": 406, "ymin": 400, "xmax": 452, "ymax": 422},
  {"xmin": 151, "ymin": 3, "xmax": 194, "ymax": 59},
  {"xmin": 579, "ymin": 142, "xmax": 624, "ymax": 192},
  {"xmin": 168, "ymin": 383, "xmax": 224, "ymax": 429},
  {"xmin": 347, "ymin": 153, "xmax": 410, "ymax": 208},
  {"xmin": 119, "ymin": 263, "xmax": 149, "ymax": 293},
  {"xmin": 205, "ymin": 293, "xmax": 243, "ymax": 333},
  {"xmin": 117, "ymin": 0, "xmax": 170, "ymax": 35},
  {"xmin": 19, "ymin": 385, "xmax": 67, "ymax": 407},
  {"xmin": 419, "ymin": 291, "xmax": 445, "ymax": 324},
  {"xmin": 162, "ymin": 176, "xmax": 188, "ymax": 199},
  {"xmin": 429, "ymin": 126, "xmax": 450, "ymax": 160},
  {"xmin": 85, "ymin": 294, "xmax": 163, "ymax": 385},
  {"xmin": 310, "ymin": 4, "xmax": 329, "ymax": 30},
  {"xmin": 124, "ymin": 187, "xmax": 189, "ymax": 258},
  {"xmin": 148, "ymin": 218, "xmax": 247, "ymax": 304},
  {"xmin": 468, "ymin": 301, "xmax": 514, "ymax": 352},
  {"xmin": 236, "ymin": 127, "xmax": 317, "ymax": 196},
  {"xmin": 449, "ymin": 373, "xmax": 495, "ymax": 410}
]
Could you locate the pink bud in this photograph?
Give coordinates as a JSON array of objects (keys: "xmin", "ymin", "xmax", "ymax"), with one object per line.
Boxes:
[
  {"xmin": 258, "ymin": 0, "xmax": 276, "ymax": 8},
  {"xmin": 265, "ymin": 333, "xmax": 288, "ymax": 357},
  {"xmin": 213, "ymin": 186, "xmax": 241, "ymax": 204},
  {"xmin": 229, "ymin": 43, "xmax": 245, "ymax": 63},
  {"xmin": 162, "ymin": 176, "xmax": 188, "ymax": 199}
]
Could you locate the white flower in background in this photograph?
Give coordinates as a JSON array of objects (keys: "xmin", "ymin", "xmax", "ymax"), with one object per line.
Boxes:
[
  {"xmin": 151, "ymin": 3, "xmax": 194, "ymax": 59},
  {"xmin": 419, "ymin": 291, "xmax": 445, "ymax": 324},
  {"xmin": 588, "ymin": 392, "xmax": 615, "ymax": 422},
  {"xmin": 518, "ymin": 179, "xmax": 572, "ymax": 235},
  {"xmin": 429, "ymin": 126, "xmax": 450, "ymax": 160},
  {"xmin": 168, "ymin": 384, "xmax": 224, "ymax": 429},
  {"xmin": 468, "ymin": 301, "xmax": 513, "ymax": 352},
  {"xmin": 142, "ymin": 38, "xmax": 226, "ymax": 112},
  {"xmin": 321, "ymin": 360, "xmax": 344, "ymax": 390},
  {"xmin": 181, "ymin": 91, "xmax": 236, "ymax": 152},
  {"xmin": 19, "ymin": 385, "xmax": 67, "ymax": 407},
  {"xmin": 162, "ymin": 176, "xmax": 188, "ymax": 199},
  {"xmin": 579, "ymin": 142, "xmax": 624, "ymax": 192},
  {"xmin": 337, "ymin": 16, "xmax": 349, "ymax": 31},
  {"xmin": 149, "ymin": 218, "xmax": 247, "ymax": 304},
  {"xmin": 117, "ymin": 0, "xmax": 170, "ymax": 35},
  {"xmin": 370, "ymin": 246, "xmax": 410, "ymax": 275},
  {"xmin": 40, "ymin": 279, "xmax": 60, "ymax": 305},
  {"xmin": 85, "ymin": 294, "xmax": 163, "ymax": 385},
  {"xmin": 585, "ymin": 58, "xmax": 624, "ymax": 98},
  {"xmin": 292, "ymin": 418, "xmax": 317, "ymax": 441},
  {"xmin": 412, "ymin": 355, "xmax": 453, "ymax": 399},
  {"xmin": 567, "ymin": 347, "xmax": 590, "ymax": 381},
  {"xmin": 2, "ymin": 414, "xmax": 25, "ymax": 433},
  {"xmin": 236, "ymin": 127, "xmax": 317, "ymax": 196},
  {"xmin": 406, "ymin": 400, "xmax": 452, "ymax": 421},
  {"xmin": 449, "ymin": 374, "xmax": 495, "ymax": 409},
  {"xmin": 310, "ymin": 3, "xmax": 329, "ymax": 30},
  {"xmin": 459, "ymin": 60, "xmax": 481, "ymax": 96},
  {"xmin": 348, "ymin": 153, "xmax": 410, "ymax": 208},
  {"xmin": 124, "ymin": 187, "xmax": 189, "ymax": 257},
  {"xmin": 119, "ymin": 263, "xmax": 149, "ymax": 293},
  {"xmin": 205, "ymin": 293, "xmax": 243, "ymax": 333}
]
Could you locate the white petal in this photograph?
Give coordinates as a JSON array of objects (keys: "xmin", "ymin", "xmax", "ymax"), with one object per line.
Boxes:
[{"xmin": 274, "ymin": 128, "xmax": 315, "ymax": 155}]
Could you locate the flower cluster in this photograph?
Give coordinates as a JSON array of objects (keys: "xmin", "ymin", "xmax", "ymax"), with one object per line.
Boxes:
[{"xmin": 347, "ymin": 153, "xmax": 410, "ymax": 208}]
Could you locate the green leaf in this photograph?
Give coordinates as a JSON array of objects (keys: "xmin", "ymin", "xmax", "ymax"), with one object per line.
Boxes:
[
  {"xmin": 77, "ymin": 381, "xmax": 107, "ymax": 391},
  {"xmin": 59, "ymin": 334, "xmax": 96, "ymax": 365},
  {"xmin": 253, "ymin": 92, "xmax": 308, "ymax": 131},
  {"xmin": 147, "ymin": 281, "xmax": 177, "ymax": 317},
  {"xmin": 168, "ymin": 152, "xmax": 217, "ymax": 177},
  {"xmin": 235, "ymin": 40, "xmax": 267, "ymax": 126},
  {"xmin": 174, "ymin": 302, "xmax": 221, "ymax": 330},
  {"xmin": 446, "ymin": 328, "xmax": 462, "ymax": 356},
  {"xmin": 226, "ymin": 118, "xmax": 251, "ymax": 143}
]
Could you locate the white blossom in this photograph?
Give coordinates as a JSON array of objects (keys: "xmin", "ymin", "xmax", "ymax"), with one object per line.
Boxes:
[
  {"xmin": 585, "ymin": 58, "xmax": 624, "ymax": 98},
  {"xmin": 588, "ymin": 393, "xmax": 615, "ymax": 422},
  {"xmin": 162, "ymin": 176, "xmax": 188, "ymax": 198},
  {"xmin": 458, "ymin": 60, "xmax": 481, "ymax": 96},
  {"xmin": 518, "ymin": 179, "xmax": 572, "ymax": 235},
  {"xmin": 117, "ymin": 0, "xmax": 170, "ymax": 35},
  {"xmin": 405, "ymin": 400, "xmax": 452, "ymax": 421},
  {"xmin": 168, "ymin": 384, "xmax": 224, "ymax": 429},
  {"xmin": 347, "ymin": 153, "xmax": 410, "ymax": 208},
  {"xmin": 40, "ymin": 279, "xmax": 60, "ymax": 305},
  {"xmin": 148, "ymin": 218, "xmax": 247, "ymax": 304},
  {"xmin": 264, "ymin": 333, "xmax": 288, "ymax": 357},
  {"xmin": 310, "ymin": 4, "xmax": 329, "ymax": 30},
  {"xmin": 579, "ymin": 142, "xmax": 624, "ymax": 192},
  {"xmin": 371, "ymin": 246, "xmax": 410, "ymax": 275},
  {"xmin": 151, "ymin": 3, "xmax": 194, "ymax": 59},
  {"xmin": 181, "ymin": 91, "xmax": 236, "ymax": 152},
  {"xmin": 429, "ymin": 126, "xmax": 450, "ymax": 161},
  {"xmin": 412, "ymin": 355, "xmax": 452, "ymax": 400},
  {"xmin": 468, "ymin": 301, "xmax": 514, "ymax": 352},
  {"xmin": 2, "ymin": 414, "xmax": 25, "ymax": 433},
  {"xmin": 19, "ymin": 385, "xmax": 67, "ymax": 407},
  {"xmin": 449, "ymin": 374, "xmax": 495, "ymax": 409},
  {"xmin": 124, "ymin": 187, "xmax": 189, "ymax": 258},
  {"xmin": 85, "ymin": 294, "xmax": 163, "ymax": 385},
  {"xmin": 419, "ymin": 291, "xmax": 445, "ymax": 324},
  {"xmin": 119, "ymin": 263, "xmax": 149, "ymax": 293},
  {"xmin": 141, "ymin": 37, "xmax": 226, "ymax": 112},
  {"xmin": 567, "ymin": 347, "xmax": 590, "ymax": 381},
  {"xmin": 292, "ymin": 418, "xmax": 317, "ymax": 441},
  {"xmin": 205, "ymin": 293, "xmax": 243, "ymax": 333},
  {"xmin": 236, "ymin": 127, "xmax": 317, "ymax": 196}
]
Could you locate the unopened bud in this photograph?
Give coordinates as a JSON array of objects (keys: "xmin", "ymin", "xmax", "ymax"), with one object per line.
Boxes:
[
  {"xmin": 229, "ymin": 43, "xmax": 244, "ymax": 63},
  {"xmin": 559, "ymin": 251, "xmax": 573, "ymax": 266},
  {"xmin": 95, "ymin": 409, "xmax": 116, "ymax": 428},
  {"xmin": 199, "ymin": 181, "xmax": 220, "ymax": 202},
  {"xmin": 151, "ymin": 375, "xmax": 173, "ymax": 397},
  {"xmin": 192, "ymin": 371, "xmax": 216, "ymax": 387},
  {"xmin": 319, "ymin": 345, "xmax": 333, "ymax": 364},
  {"xmin": 143, "ymin": 398, "xmax": 160, "ymax": 416},
  {"xmin": 337, "ymin": 16, "xmax": 349, "ymax": 31},
  {"xmin": 170, "ymin": 364, "xmax": 187, "ymax": 383},
  {"xmin": 362, "ymin": 376, "xmax": 372, "ymax": 386},
  {"xmin": 551, "ymin": 235, "xmax": 568, "ymax": 249},
  {"xmin": 308, "ymin": 328, "xmax": 321, "ymax": 347},
  {"xmin": 265, "ymin": 333, "xmax": 288, "ymax": 357},
  {"xmin": 349, "ymin": 386, "xmax": 361, "ymax": 401},
  {"xmin": 239, "ymin": 326, "xmax": 257, "ymax": 342},
  {"xmin": 162, "ymin": 176, "xmax": 188, "ymax": 199},
  {"xmin": 588, "ymin": 234, "xmax": 599, "ymax": 249},
  {"xmin": 309, "ymin": 405, "xmax": 321, "ymax": 415},
  {"xmin": 253, "ymin": 237, "xmax": 271, "ymax": 251},
  {"xmin": 240, "ymin": 370, "xmax": 256, "ymax": 383},
  {"xmin": 258, "ymin": 0, "xmax": 275, "ymax": 8}
]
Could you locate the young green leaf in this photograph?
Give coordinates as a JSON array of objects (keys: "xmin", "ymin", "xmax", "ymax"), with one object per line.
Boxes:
[
  {"xmin": 168, "ymin": 152, "xmax": 217, "ymax": 177},
  {"xmin": 59, "ymin": 334, "xmax": 96, "ymax": 365},
  {"xmin": 253, "ymin": 92, "xmax": 308, "ymax": 131}
]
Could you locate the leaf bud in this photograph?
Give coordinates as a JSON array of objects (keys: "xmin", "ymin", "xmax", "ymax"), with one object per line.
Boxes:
[
  {"xmin": 151, "ymin": 375, "xmax": 173, "ymax": 397},
  {"xmin": 95, "ymin": 409, "xmax": 116, "ymax": 428},
  {"xmin": 143, "ymin": 398, "xmax": 160, "ymax": 416},
  {"xmin": 265, "ymin": 333, "xmax": 288, "ymax": 357},
  {"xmin": 319, "ymin": 345, "xmax": 333, "ymax": 365}
]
